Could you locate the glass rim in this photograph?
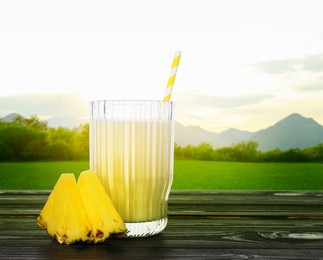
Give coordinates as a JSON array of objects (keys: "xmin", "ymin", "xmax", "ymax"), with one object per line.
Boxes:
[{"xmin": 90, "ymin": 100, "xmax": 175, "ymax": 104}]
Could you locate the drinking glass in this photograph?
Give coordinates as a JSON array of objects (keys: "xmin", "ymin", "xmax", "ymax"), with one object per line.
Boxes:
[{"xmin": 90, "ymin": 100, "xmax": 175, "ymax": 237}]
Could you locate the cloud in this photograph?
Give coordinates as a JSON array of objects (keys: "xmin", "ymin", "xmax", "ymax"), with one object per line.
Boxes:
[
  {"xmin": 0, "ymin": 93, "xmax": 88, "ymax": 118},
  {"xmin": 177, "ymin": 93, "xmax": 275, "ymax": 109},
  {"xmin": 250, "ymin": 53, "xmax": 323, "ymax": 74},
  {"xmin": 293, "ymin": 76, "xmax": 323, "ymax": 92}
]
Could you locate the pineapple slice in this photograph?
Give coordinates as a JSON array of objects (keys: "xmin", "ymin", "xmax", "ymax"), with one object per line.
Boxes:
[
  {"xmin": 36, "ymin": 174, "xmax": 92, "ymax": 244},
  {"xmin": 77, "ymin": 170, "xmax": 127, "ymax": 243}
]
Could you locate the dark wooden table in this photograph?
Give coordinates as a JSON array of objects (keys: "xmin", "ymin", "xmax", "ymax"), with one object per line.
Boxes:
[{"xmin": 1, "ymin": 190, "xmax": 323, "ymax": 259}]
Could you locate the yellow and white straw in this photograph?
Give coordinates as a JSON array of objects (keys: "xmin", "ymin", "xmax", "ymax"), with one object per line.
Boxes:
[{"xmin": 164, "ymin": 51, "xmax": 181, "ymax": 101}]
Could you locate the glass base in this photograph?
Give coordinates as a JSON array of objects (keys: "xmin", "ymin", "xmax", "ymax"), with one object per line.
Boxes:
[{"xmin": 123, "ymin": 217, "xmax": 168, "ymax": 238}]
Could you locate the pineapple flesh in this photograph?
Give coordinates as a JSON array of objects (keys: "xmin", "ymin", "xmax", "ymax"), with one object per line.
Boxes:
[
  {"xmin": 36, "ymin": 174, "xmax": 92, "ymax": 244},
  {"xmin": 37, "ymin": 171, "xmax": 127, "ymax": 244},
  {"xmin": 78, "ymin": 170, "xmax": 127, "ymax": 243}
]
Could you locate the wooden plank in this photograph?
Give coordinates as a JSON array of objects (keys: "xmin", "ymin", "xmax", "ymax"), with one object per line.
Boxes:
[
  {"xmin": 1, "ymin": 216, "xmax": 322, "ymax": 239},
  {"xmin": 1, "ymin": 190, "xmax": 323, "ymax": 217},
  {"xmin": 1, "ymin": 217, "xmax": 323, "ymax": 259},
  {"xmin": 169, "ymin": 190, "xmax": 323, "ymax": 205},
  {"xmin": 1, "ymin": 249, "xmax": 323, "ymax": 260},
  {"xmin": 1, "ymin": 217, "xmax": 323, "ymax": 247}
]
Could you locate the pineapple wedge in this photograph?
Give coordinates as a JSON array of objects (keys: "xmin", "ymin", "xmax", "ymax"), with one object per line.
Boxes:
[
  {"xmin": 37, "ymin": 171, "xmax": 127, "ymax": 244},
  {"xmin": 77, "ymin": 170, "xmax": 127, "ymax": 243},
  {"xmin": 36, "ymin": 174, "xmax": 92, "ymax": 244}
]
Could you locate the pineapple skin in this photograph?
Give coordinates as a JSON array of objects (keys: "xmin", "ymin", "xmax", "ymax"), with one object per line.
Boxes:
[
  {"xmin": 77, "ymin": 170, "xmax": 127, "ymax": 243},
  {"xmin": 36, "ymin": 174, "xmax": 93, "ymax": 244}
]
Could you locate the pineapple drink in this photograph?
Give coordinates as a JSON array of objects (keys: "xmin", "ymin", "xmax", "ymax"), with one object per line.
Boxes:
[{"xmin": 90, "ymin": 100, "xmax": 175, "ymax": 237}]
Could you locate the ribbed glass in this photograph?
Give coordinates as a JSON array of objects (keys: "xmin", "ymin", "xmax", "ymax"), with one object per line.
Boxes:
[{"xmin": 90, "ymin": 100, "xmax": 175, "ymax": 237}]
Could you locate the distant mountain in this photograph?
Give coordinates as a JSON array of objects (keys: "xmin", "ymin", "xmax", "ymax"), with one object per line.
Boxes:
[
  {"xmin": 1, "ymin": 113, "xmax": 21, "ymax": 122},
  {"xmin": 175, "ymin": 122, "xmax": 219, "ymax": 147},
  {"xmin": 175, "ymin": 122, "xmax": 253, "ymax": 148},
  {"xmin": 176, "ymin": 113, "xmax": 323, "ymax": 151},
  {"xmin": 220, "ymin": 128, "xmax": 253, "ymax": 144},
  {"xmin": 250, "ymin": 113, "xmax": 323, "ymax": 151},
  {"xmin": 0, "ymin": 113, "xmax": 87, "ymax": 129}
]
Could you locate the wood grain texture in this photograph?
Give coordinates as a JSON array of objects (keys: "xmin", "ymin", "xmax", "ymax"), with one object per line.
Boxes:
[{"xmin": 1, "ymin": 190, "xmax": 323, "ymax": 259}]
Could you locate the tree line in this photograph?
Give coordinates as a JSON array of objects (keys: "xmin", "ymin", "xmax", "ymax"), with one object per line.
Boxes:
[
  {"xmin": 1, "ymin": 115, "xmax": 323, "ymax": 162},
  {"xmin": 0, "ymin": 115, "xmax": 88, "ymax": 161},
  {"xmin": 175, "ymin": 141, "xmax": 323, "ymax": 162}
]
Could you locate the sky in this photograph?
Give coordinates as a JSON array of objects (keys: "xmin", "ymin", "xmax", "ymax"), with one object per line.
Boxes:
[{"xmin": 1, "ymin": 0, "xmax": 323, "ymax": 132}]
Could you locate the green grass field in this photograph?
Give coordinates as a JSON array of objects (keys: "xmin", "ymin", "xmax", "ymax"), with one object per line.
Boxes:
[
  {"xmin": 0, "ymin": 160, "xmax": 322, "ymax": 190},
  {"xmin": 174, "ymin": 160, "xmax": 323, "ymax": 190}
]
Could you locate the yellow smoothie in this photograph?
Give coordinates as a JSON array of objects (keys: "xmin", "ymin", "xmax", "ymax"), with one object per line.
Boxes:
[{"xmin": 90, "ymin": 119, "xmax": 174, "ymax": 223}]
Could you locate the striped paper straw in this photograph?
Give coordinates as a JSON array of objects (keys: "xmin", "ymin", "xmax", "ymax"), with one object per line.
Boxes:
[{"xmin": 164, "ymin": 51, "xmax": 181, "ymax": 101}]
